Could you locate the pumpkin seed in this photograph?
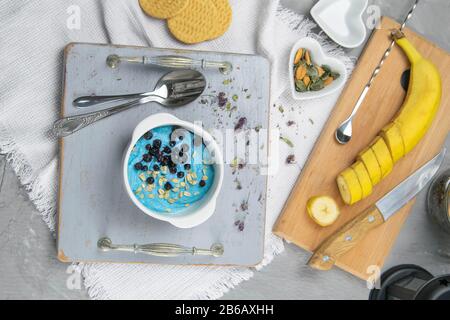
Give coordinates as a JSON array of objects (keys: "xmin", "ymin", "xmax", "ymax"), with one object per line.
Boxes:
[
  {"xmin": 303, "ymin": 75, "xmax": 311, "ymax": 86},
  {"xmin": 324, "ymin": 77, "xmax": 334, "ymax": 86},
  {"xmin": 330, "ymin": 72, "xmax": 340, "ymax": 80},
  {"xmin": 295, "ymin": 64, "xmax": 307, "ymax": 80},
  {"xmin": 294, "ymin": 48, "xmax": 303, "ymax": 65},
  {"xmin": 307, "ymin": 65, "xmax": 318, "ymax": 78},
  {"xmin": 317, "ymin": 66, "xmax": 325, "ymax": 77},
  {"xmin": 295, "ymin": 80, "xmax": 307, "ymax": 92},
  {"xmin": 310, "ymin": 79, "xmax": 325, "ymax": 91},
  {"xmin": 304, "ymin": 50, "xmax": 311, "ymax": 65}
]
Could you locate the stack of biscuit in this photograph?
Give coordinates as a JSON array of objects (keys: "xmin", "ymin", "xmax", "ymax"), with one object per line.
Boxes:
[{"xmin": 139, "ymin": 0, "xmax": 232, "ymax": 44}]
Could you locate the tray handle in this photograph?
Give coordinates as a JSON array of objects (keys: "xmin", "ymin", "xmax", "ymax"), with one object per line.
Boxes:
[
  {"xmin": 106, "ymin": 54, "xmax": 233, "ymax": 75},
  {"xmin": 97, "ymin": 237, "xmax": 224, "ymax": 258}
]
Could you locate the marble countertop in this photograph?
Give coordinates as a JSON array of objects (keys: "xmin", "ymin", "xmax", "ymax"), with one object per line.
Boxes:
[{"xmin": 0, "ymin": 0, "xmax": 449, "ymax": 299}]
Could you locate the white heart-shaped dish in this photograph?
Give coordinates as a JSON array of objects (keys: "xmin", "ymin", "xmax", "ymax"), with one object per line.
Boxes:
[
  {"xmin": 311, "ymin": 0, "xmax": 368, "ymax": 48},
  {"xmin": 289, "ymin": 37, "xmax": 347, "ymax": 100}
]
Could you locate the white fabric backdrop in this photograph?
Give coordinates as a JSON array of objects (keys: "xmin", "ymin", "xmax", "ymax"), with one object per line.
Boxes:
[{"xmin": 0, "ymin": 0, "xmax": 353, "ymax": 299}]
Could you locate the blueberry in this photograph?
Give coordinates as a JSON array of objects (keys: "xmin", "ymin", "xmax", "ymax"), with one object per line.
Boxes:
[
  {"xmin": 144, "ymin": 131, "xmax": 153, "ymax": 140},
  {"xmin": 168, "ymin": 161, "xmax": 176, "ymax": 168},
  {"xmin": 169, "ymin": 141, "xmax": 176, "ymax": 147},
  {"xmin": 164, "ymin": 182, "xmax": 173, "ymax": 190},
  {"xmin": 148, "ymin": 147, "xmax": 157, "ymax": 156},
  {"xmin": 146, "ymin": 177, "xmax": 155, "ymax": 185},
  {"xmin": 177, "ymin": 172, "xmax": 185, "ymax": 179},
  {"xmin": 161, "ymin": 156, "xmax": 171, "ymax": 166},
  {"xmin": 163, "ymin": 146, "xmax": 171, "ymax": 154},
  {"xmin": 169, "ymin": 167, "xmax": 177, "ymax": 174},
  {"xmin": 134, "ymin": 163, "xmax": 143, "ymax": 170},
  {"xmin": 142, "ymin": 154, "xmax": 152, "ymax": 162},
  {"xmin": 142, "ymin": 165, "xmax": 148, "ymax": 171},
  {"xmin": 153, "ymin": 164, "xmax": 160, "ymax": 171},
  {"xmin": 199, "ymin": 180, "xmax": 206, "ymax": 187},
  {"xmin": 184, "ymin": 164, "xmax": 191, "ymax": 170},
  {"xmin": 145, "ymin": 144, "xmax": 151, "ymax": 150},
  {"xmin": 152, "ymin": 139, "xmax": 162, "ymax": 148}
]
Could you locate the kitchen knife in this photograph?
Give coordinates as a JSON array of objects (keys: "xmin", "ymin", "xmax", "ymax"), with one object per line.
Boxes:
[{"xmin": 308, "ymin": 148, "xmax": 446, "ymax": 271}]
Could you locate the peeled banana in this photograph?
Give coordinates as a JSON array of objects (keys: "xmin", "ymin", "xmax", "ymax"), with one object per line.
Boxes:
[{"xmin": 337, "ymin": 30, "xmax": 442, "ymax": 205}]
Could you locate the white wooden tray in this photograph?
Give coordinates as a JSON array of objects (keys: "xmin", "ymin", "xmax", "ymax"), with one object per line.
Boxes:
[{"xmin": 57, "ymin": 43, "xmax": 270, "ymax": 266}]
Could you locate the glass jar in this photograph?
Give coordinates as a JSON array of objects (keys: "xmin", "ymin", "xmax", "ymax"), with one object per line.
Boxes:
[{"xmin": 427, "ymin": 169, "xmax": 450, "ymax": 234}]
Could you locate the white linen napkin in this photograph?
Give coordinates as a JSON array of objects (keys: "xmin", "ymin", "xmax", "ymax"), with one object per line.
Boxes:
[{"xmin": 0, "ymin": 0, "xmax": 353, "ymax": 299}]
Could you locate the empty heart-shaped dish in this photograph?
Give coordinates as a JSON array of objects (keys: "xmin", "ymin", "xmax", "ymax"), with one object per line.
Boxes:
[
  {"xmin": 311, "ymin": 0, "xmax": 368, "ymax": 48},
  {"xmin": 289, "ymin": 37, "xmax": 347, "ymax": 100}
]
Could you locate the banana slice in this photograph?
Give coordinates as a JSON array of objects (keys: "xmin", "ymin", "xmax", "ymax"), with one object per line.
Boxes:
[
  {"xmin": 351, "ymin": 161, "xmax": 373, "ymax": 198},
  {"xmin": 357, "ymin": 148, "xmax": 382, "ymax": 185},
  {"xmin": 370, "ymin": 137, "xmax": 393, "ymax": 178},
  {"xmin": 380, "ymin": 122, "xmax": 405, "ymax": 162},
  {"xmin": 307, "ymin": 196, "xmax": 341, "ymax": 227},
  {"xmin": 337, "ymin": 167, "xmax": 362, "ymax": 205}
]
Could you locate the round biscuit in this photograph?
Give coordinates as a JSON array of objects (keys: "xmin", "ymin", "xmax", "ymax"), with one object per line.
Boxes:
[
  {"xmin": 208, "ymin": 0, "xmax": 232, "ymax": 39},
  {"xmin": 139, "ymin": 0, "xmax": 190, "ymax": 19},
  {"xmin": 167, "ymin": 0, "xmax": 220, "ymax": 44}
]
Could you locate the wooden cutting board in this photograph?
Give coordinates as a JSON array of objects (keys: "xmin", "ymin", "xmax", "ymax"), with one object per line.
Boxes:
[{"xmin": 273, "ymin": 17, "xmax": 450, "ymax": 280}]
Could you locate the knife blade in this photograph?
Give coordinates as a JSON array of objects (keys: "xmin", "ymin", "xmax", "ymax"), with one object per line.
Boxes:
[{"xmin": 308, "ymin": 148, "xmax": 446, "ymax": 271}]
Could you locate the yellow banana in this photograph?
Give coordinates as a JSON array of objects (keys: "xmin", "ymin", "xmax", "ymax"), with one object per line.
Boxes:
[
  {"xmin": 336, "ymin": 30, "xmax": 442, "ymax": 205},
  {"xmin": 391, "ymin": 30, "xmax": 442, "ymax": 153}
]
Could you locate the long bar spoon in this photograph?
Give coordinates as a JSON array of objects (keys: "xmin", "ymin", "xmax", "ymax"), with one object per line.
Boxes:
[{"xmin": 335, "ymin": 0, "xmax": 420, "ymax": 145}]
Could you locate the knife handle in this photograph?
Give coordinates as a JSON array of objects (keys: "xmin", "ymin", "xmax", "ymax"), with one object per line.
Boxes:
[{"xmin": 308, "ymin": 205, "xmax": 384, "ymax": 271}]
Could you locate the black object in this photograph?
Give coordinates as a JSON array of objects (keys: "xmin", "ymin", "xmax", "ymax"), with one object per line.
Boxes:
[
  {"xmin": 370, "ymin": 264, "xmax": 450, "ymax": 300},
  {"xmin": 400, "ymin": 69, "xmax": 411, "ymax": 91}
]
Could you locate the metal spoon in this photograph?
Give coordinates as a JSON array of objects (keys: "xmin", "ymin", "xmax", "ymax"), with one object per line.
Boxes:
[
  {"xmin": 53, "ymin": 70, "xmax": 206, "ymax": 137},
  {"xmin": 335, "ymin": 0, "xmax": 420, "ymax": 145},
  {"xmin": 73, "ymin": 71, "xmax": 206, "ymax": 108}
]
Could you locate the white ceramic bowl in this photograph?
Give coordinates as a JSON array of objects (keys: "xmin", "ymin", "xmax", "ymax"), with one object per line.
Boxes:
[
  {"xmin": 123, "ymin": 113, "xmax": 224, "ymax": 229},
  {"xmin": 311, "ymin": 0, "xmax": 368, "ymax": 48},
  {"xmin": 289, "ymin": 37, "xmax": 348, "ymax": 100}
]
